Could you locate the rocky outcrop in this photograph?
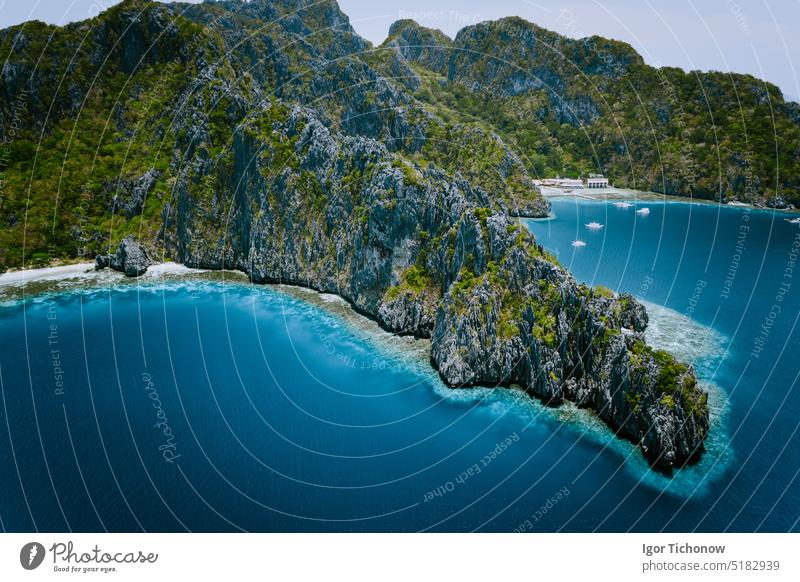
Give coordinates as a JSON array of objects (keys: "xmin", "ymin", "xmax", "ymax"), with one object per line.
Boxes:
[
  {"xmin": 765, "ymin": 195, "xmax": 789, "ymax": 209},
  {"xmin": 109, "ymin": 169, "xmax": 161, "ymax": 219},
  {"xmin": 385, "ymin": 19, "xmax": 452, "ymax": 75},
  {"xmin": 378, "ymin": 288, "xmax": 438, "ymax": 337},
  {"xmin": 95, "ymin": 235, "xmax": 152, "ymax": 276},
  {"xmin": 432, "ymin": 268, "xmax": 709, "ymax": 466}
]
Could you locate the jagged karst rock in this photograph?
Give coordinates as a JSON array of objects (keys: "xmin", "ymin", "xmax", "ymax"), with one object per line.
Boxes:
[
  {"xmin": 109, "ymin": 169, "xmax": 161, "ymax": 218},
  {"xmin": 378, "ymin": 289, "xmax": 437, "ymax": 337},
  {"xmin": 95, "ymin": 235, "xmax": 152, "ymax": 277},
  {"xmin": 94, "ymin": 254, "xmax": 109, "ymax": 270},
  {"xmin": 386, "ymin": 19, "xmax": 452, "ymax": 75}
]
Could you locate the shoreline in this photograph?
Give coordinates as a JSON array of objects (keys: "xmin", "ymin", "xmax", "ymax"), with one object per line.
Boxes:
[
  {"xmin": 0, "ymin": 261, "xmax": 97, "ymax": 284},
  {"xmin": 1, "ymin": 193, "xmax": 792, "ymax": 284},
  {"xmin": 0, "ymin": 258, "xmax": 730, "ymax": 493},
  {"xmin": 541, "ymin": 186, "xmax": 800, "ymax": 215},
  {"xmin": 0, "ymin": 261, "xmax": 209, "ymax": 286},
  {"xmin": 0, "ymin": 261, "xmax": 218, "ymax": 302}
]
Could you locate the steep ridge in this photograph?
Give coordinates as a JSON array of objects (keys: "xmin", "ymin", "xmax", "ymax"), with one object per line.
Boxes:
[{"xmin": 385, "ymin": 17, "xmax": 800, "ymax": 206}]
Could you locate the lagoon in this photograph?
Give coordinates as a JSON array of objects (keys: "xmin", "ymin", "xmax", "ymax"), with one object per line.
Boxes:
[{"xmin": 0, "ymin": 199, "xmax": 798, "ymax": 531}]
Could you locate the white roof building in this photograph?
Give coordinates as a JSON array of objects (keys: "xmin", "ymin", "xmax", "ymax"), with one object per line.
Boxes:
[
  {"xmin": 586, "ymin": 173, "xmax": 609, "ymax": 188},
  {"xmin": 539, "ymin": 176, "xmax": 584, "ymax": 189}
]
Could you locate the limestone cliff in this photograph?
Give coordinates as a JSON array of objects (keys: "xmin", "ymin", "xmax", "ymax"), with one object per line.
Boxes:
[{"xmin": 0, "ymin": 0, "xmax": 709, "ymax": 467}]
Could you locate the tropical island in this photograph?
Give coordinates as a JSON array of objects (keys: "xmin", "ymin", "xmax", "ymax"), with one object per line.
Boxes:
[{"xmin": 2, "ymin": 0, "xmax": 794, "ymax": 469}]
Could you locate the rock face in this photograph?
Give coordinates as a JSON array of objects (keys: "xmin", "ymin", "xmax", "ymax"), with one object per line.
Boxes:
[
  {"xmin": 95, "ymin": 235, "xmax": 152, "ymax": 277},
  {"xmin": 507, "ymin": 190, "xmax": 551, "ymax": 218},
  {"xmin": 385, "ymin": 19, "xmax": 452, "ymax": 75},
  {"xmin": 109, "ymin": 169, "xmax": 161, "ymax": 219}
]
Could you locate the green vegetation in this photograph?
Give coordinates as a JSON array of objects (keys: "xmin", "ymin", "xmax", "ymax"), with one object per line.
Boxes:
[
  {"xmin": 594, "ymin": 285, "xmax": 615, "ymax": 299},
  {"xmin": 2, "ymin": 0, "xmax": 794, "ymax": 285},
  {"xmin": 629, "ymin": 340, "xmax": 708, "ymax": 417},
  {"xmin": 383, "ymin": 264, "xmax": 437, "ymax": 302},
  {"xmin": 508, "ymin": 280, "xmax": 559, "ymax": 347},
  {"xmin": 391, "ymin": 18, "xmax": 799, "ymax": 205}
]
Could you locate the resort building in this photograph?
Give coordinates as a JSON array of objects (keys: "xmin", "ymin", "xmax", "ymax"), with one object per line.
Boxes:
[
  {"xmin": 533, "ymin": 174, "xmax": 612, "ymax": 192},
  {"xmin": 536, "ymin": 177, "xmax": 584, "ymax": 189},
  {"xmin": 586, "ymin": 173, "xmax": 609, "ymax": 188}
]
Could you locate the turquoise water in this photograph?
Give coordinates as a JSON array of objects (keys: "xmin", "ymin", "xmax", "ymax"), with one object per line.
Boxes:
[
  {"xmin": 0, "ymin": 199, "xmax": 798, "ymax": 531},
  {"xmin": 525, "ymin": 198, "xmax": 800, "ymax": 531}
]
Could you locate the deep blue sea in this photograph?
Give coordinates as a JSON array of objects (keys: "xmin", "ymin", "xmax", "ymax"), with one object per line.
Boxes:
[{"xmin": 1, "ymin": 199, "xmax": 798, "ymax": 532}]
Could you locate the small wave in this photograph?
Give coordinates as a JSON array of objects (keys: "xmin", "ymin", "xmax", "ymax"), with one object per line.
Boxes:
[{"xmin": 319, "ymin": 293, "xmax": 347, "ymax": 304}]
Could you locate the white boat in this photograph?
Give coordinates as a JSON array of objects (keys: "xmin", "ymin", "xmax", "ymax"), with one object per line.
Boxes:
[
  {"xmin": 784, "ymin": 217, "xmax": 800, "ymax": 224},
  {"xmin": 571, "ymin": 240, "xmax": 587, "ymax": 247},
  {"xmin": 636, "ymin": 207, "xmax": 650, "ymax": 215},
  {"xmin": 585, "ymin": 222, "xmax": 604, "ymax": 230},
  {"xmin": 613, "ymin": 202, "xmax": 633, "ymax": 208}
]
